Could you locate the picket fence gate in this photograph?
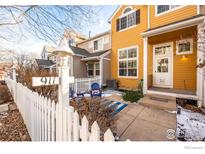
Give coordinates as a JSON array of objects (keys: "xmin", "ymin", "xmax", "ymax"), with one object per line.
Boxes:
[{"xmin": 5, "ymin": 78, "xmax": 114, "ymax": 141}]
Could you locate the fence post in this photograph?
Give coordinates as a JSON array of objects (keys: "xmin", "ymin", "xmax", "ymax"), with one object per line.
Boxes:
[
  {"xmin": 104, "ymin": 129, "xmax": 115, "ymax": 141},
  {"xmin": 12, "ymin": 66, "xmax": 17, "ymax": 102},
  {"xmin": 73, "ymin": 111, "xmax": 80, "ymax": 141},
  {"xmin": 89, "ymin": 78, "xmax": 91, "ymax": 89},
  {"xmin": 89, "ymin": 121, "xmax": 100, "ymax": 141},
  {"xmin": 81, "ymin": 116, "xmax": 89, "ymax": 141}
]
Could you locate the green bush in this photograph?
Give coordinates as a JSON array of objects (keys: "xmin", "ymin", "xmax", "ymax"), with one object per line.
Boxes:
[{"xmin": 122, "ymin": 90, "xmax": 142, "ymax": 103}]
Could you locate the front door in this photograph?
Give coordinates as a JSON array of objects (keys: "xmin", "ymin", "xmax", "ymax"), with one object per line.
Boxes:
[{"xmin": 153, "ymin": 42, "xmax": 173, "ymax": 88}]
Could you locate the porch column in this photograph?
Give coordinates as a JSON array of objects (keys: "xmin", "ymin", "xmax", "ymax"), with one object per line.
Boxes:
[
  {"xmin": 100, "ymin": 58, "xmax": 103, "ymax": 86},
  {"xmin": 197, "ymin": 22, "xmax": 205, "ymax": 107},
  {"xmin": 143, "ymin": 37, "xmax": 148, "ymax": 94}
]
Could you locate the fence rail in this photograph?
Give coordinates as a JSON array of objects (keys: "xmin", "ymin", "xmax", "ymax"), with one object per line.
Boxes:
[
  {"xmin": 5, "ymin": 77, "xmax": 114, "ymax": 141},
  {"xmin": 72, "ymin": 77, "xmax": 101, "ymax": 94}
]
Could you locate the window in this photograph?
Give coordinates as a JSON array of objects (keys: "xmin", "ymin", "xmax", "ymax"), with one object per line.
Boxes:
[
  {"xmin": 93, "ymin": 38, "xmax": 103, "ymax": 51},
  {"xmin": 95, "ymin": 63, "xmax": 100, "ymax": 76},
  {"xmin": 156, "ymin": 5, "xmax": 181, "ymax": 15},
  {"xmin": 118, "ymin": 46, "xmax": 138, "ymax": 77},
  {"xmin": 116, "ymin": 9, "xmax": 140, "ymax": 31},
  {"xmin": 87, "ymin": 63, "xmax": 100, "ymax": 77},
  {"xmin": 176, "ymin": 38, "xmax": 193, "ymax": 55},
  {"xmin": 87, "ymin": 63, "xmax": 94, "ymax": 76}
]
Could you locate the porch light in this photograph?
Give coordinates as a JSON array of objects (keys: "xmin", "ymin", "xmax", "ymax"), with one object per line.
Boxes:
[{"xmin": 181, "ymin": 55, "xmax": 188, "ymax": 61}]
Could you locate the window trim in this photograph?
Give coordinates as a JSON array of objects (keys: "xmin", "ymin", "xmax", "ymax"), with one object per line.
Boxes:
[
  {"xmin": 118, "ymin": 45, "xmax": 139, "ymax": 79},
  {"xmin": 87, "ymin": 62, "xmax": 100, "ymax": 77},
  {"xmin": 155, "ymin": 5, "xmax": 186, "ymax": 17},
  {"xmin": 93, "ymin": 38, "xmax": 104, "ymax": 52},
  {"xmin": 118, "ymin": 9, "xmax": 140, "ymax": 32},
  {"xmin": 176, "ymin": 38, "xmax": 193, "ymax": 55}
]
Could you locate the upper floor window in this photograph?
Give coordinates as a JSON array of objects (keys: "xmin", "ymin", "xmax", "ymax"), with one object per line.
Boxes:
[
  {"xmin": 156, "ymin": 5, "xmax": 181, "ymax": 15},
  {"xmin": 93, "ymin": 38, "xmax": 103, "ymax": 51},
  {"xmin": 116, "ymin": 8, "xmax": 140, "ymax": 32}
]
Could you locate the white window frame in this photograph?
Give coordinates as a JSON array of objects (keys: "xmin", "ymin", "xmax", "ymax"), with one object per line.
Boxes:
[
  {"xmin": 118, "ymin": 45, "xmax": 139, "ymax": 79},
  {"xmin": 93, "ymin": 38, "xmax": 103, "ymax": 52},
  {"xmin": 176, "ymin": 38, "xmax": 193, "ymax": 55},
  {"xmin": 87, "ymin": 62, "xmax": 100, "ymax": 77},
  {"xmin": 118, "ymin": 7, "xmax": 138, "ymax": 32},
  {"xmin": 155, "ymin": 5, "xmax": 186, "ymax": 17}
]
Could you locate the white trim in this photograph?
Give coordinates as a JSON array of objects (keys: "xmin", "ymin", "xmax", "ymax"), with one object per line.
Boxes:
[
  {"xmin": 141, "ymin": 16, "xmax": 205, "ymax": 37},
  {"xmin": 103, "ymin": 58, "xmax": 111, "ymax": 61},
  {"xmin": 119, "ymin": 8, "xmax": 136, "ymax": 18},
  {"xmin": 117, "ymin": 45, "xmax": 139, "ymax": 79},
  {"xmin": 197, "ymin": 5, "xmax": 200, "ymax": 15},
  {"xmin": 148, "ymin": 6, "xmax": 150, "ymax": 29},
  {"xmin": 143, "ymin": 37, "xmax": 148, "ymax": 94},
  {"xmin": 118, "ymin": 25, "xmax": 137, "ymax": 32},
  {"xmin": 176, "ymin": 38, "xmax": 193, "ymax": 55},
  {"xmin": 147, "ymin": 90, "xmax": 198, "ymax": 100},
  {"xmin": 155, "ymin": 5, "xmax": 186, "ymax": 17},
  {"xmin": 153, "ymin": 42, "xmax": 174, "ymax": 88},
  {"xmin": 86, "ymin": 62, "xmax": 100, "ymax": 77},
  {"xmin": 108, "ymin": 6, "xmax": 122, "ymax": 23},
  {"xmin": 100, "ymin": 50, "xmax": 111, "ymax": 58},
  {"xmin": 93, "ymin": 37, "xmax": 104, "ymax": 52},
  {"xmin": 81, "ymin": 56, "xmax": 99, "ymax": 61},
  {"xmin": 100, "ymin": 58, "xmax": 103, "ymax": 85}
]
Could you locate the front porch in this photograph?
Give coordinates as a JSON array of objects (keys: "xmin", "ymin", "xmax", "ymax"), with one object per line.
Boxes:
[
  {"xmin": 147, "ymin": 87, "xmax": 197, "ymax": 99},
  {"xmin": 142, "ymin": 15, "xmax": 205, "ymax": 106}
]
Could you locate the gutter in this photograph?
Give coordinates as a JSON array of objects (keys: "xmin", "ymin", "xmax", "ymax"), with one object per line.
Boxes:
[{"xmin": 141, "ymin": 16, "xmax": 205, "ymax": 37}]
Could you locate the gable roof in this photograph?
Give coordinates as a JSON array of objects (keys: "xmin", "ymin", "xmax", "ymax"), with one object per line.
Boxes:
[
  {"xmin": 69, "ymin": 45, "xmax": 90, "ymax": 57},
  {"xmin": 69, "ymin": 45, "xmax": 110, "ymax": 58},
  {"xmin": 108, "ymin": 5, "xmax": 121, "ymax": 23},
  {"xmin": 77, "ymin": 30, "xmax": 110, "ymax": 45},
  {"xmin": 35, "ymin": 59, "xmax": 55, "ymax": 68}
]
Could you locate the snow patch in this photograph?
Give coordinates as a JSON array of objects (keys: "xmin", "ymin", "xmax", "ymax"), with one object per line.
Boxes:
[{"xmin": 177, "ymin": 105, "xmax": 205, "ymax": 141}]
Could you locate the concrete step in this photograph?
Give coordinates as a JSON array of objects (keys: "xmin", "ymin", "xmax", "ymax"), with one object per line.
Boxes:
[
  {"xmin": 139, "ymin": 95, "xmax": 176, "ymax": 111},
  {"xmin": 145, "ymin": 93, "xmax": 176, "ymax": 101}
]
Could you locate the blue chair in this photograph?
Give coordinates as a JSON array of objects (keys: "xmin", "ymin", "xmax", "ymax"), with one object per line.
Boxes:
[{"xmin": 90, "ymin": 82, "xmax": 102, "ymax": 97}]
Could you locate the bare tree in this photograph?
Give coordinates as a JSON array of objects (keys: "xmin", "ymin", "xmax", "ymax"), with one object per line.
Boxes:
[{"xmin": 0, "ymin": 5, "xmax": 100, "ymax": 44}]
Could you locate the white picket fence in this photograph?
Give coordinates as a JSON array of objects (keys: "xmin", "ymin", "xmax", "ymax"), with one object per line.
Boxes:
[
  {"xmin": 72, "ymin": 76, "xmax": 101, "ymax": 94},
  {"xmin": 5, "ymin": 77, "xmax": 114, "ymax": 141}
]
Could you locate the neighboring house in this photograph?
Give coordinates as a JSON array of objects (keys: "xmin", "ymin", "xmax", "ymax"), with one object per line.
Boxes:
[
  {"xmin": 34, "ymin": 59, "xmax": 56, "ymax": 70},
  {"xmin": 109, "ymin": 5, "xmax": 205, "ymax": 107},
  {"xmin": 40, "ymin": 30, "xmax": 111, "ymax": 86}
]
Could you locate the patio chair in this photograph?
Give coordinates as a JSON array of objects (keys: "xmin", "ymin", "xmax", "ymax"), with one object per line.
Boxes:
[{"xmin": 90, "ymin": 82, "xmax": 102, "ymax": 97}]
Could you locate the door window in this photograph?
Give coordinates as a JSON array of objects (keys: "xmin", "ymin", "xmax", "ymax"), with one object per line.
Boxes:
[{"xmin": 157, "ymin": 58, "xmax": 168, "ymax": 73}]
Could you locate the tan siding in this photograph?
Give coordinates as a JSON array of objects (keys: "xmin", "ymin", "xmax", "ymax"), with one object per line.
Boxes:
[{"xmin": 73, "ymin": 56, "xmax": 87, "ymax": 78}]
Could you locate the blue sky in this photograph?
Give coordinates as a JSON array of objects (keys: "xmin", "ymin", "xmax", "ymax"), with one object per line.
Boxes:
[
  {"xmin": 84, "ymin": 5, "xmax": 118, "ymax": 37},
  {"xmin": 0, "ymin": 5, "xmax": 118, "ymax": 55}
]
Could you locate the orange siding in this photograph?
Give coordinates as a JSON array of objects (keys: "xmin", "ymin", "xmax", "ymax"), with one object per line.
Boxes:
[
  {"xmin": 150, "ymin": 5, "xmax": 197, "ymax": 28},
  {"xmin": 148, "ymin": 26, "xmax": 197, "ymax": 90},
  {"xmin": 111, "ymin": 5, "xmax": 148, "ymax": 89}
]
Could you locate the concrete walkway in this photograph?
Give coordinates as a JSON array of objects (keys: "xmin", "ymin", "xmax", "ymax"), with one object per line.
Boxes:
[{"xmin": 116, "ymin": 103, "xmax": 177, "ymax": 141}]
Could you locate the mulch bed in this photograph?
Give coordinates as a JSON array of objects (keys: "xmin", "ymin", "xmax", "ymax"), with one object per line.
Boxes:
[
  {"xmin": 0, "ymin": 83, "xmax": 31, "ymax": 141},
  {"xmin": 0, "ymin": 109, "xmax": 31, "ymax": 141}
]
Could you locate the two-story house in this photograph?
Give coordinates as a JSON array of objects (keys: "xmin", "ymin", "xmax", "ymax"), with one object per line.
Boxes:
[
  {"xmin": 110, "ymin": 5, "xmax": 205, "ymax": 107},
  {"xmin": 40, "ymin": 29, "xmax": 111, "ymax": 86}
]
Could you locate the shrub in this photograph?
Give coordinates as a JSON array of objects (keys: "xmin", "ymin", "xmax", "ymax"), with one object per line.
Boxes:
[{"xmin": 122, "ymin": 90, "xmax": 142, "ymax": 103}]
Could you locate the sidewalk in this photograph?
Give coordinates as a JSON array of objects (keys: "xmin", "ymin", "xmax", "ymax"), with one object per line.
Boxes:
[{"xmin": 116, "ymin": 103, "xmax": 177, "ymax": 141}]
